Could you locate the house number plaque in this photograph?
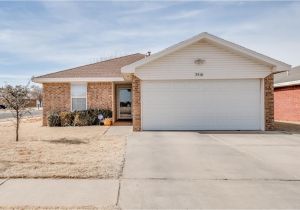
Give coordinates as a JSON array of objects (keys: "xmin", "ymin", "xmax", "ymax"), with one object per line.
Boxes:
[{"xmin": 195, "ymin": 72, "xmax": 204, "ymax": 77}]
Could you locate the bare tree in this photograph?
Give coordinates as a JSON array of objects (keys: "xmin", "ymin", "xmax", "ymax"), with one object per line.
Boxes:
[
  {"xmin": 0, "ymin": 85, "xmax": 31, "ymax": 141},
  {"xmin": 30, "ymin": 85, "xmax": 43, "ymax": 109}
]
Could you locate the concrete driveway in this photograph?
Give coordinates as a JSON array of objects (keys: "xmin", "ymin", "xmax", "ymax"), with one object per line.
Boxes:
[{"xmin": 120, "ymin": 131, "xmax": 300, "ymax": 209}]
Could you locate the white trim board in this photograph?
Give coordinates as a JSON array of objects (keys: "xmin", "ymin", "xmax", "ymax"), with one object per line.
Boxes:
[
  {"xmin": 274, "ymin": 80, "xmax": 300, "ymax": 87},
  {"xmin": 260, "ymin": 79, "xmax": 265, "ymax": 131}
]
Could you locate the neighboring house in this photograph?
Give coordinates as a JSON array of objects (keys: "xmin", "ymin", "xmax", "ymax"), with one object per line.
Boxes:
[
  {"xmin": 33, "ymin": 32, "xmax": 291, "ymax": 131},
  {"xmin": 274, "ymin": 66, "xmax": 300, "ymax": 122}
]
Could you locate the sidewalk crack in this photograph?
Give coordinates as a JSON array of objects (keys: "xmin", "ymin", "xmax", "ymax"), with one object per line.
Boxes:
[
  {"xmin": 0, "ymin": 178, "xmax": 9, "ymax": 186},
  {"xmin": 116, "ymin": 134, "xmax": 129, "ymax": 208},
  {"xmin": 116, "ymin": 180, "xmax": 121, "ymax": 207}
]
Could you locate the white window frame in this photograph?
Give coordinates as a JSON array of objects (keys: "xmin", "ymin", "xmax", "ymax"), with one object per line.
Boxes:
[{"xmin": 71, "ymin": 82, "xmax": 87, "ymax": 111}]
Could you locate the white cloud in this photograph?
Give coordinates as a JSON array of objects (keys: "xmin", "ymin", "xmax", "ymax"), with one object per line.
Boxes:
[
  {"xmin": 119, "ymin": 2, "xmax": 178, "ymax": 15},
  {"xmin": 164, "ymin": 10, "xmax": 203, "ymax": 20},
  {"xmin": 0, "ymin": 74, "xmax": 30, "ymax": 79},
  {"xmin": 0, "ymin": 2, "xmax": 191, "ymax": 67}
]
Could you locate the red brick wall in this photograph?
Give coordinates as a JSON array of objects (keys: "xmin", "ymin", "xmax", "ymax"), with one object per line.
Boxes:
[
  {"xmin": 264, "ymin": 74, "xmax": 275, "ymax": 130},
  {"xmin": 274, "ymin": 85, "xmax": 300, "ymax": 122},
  {"xmin": 43, "ymin": 83, "xmax": 71, "ymax": 126},
  {"xmin": 43, "ymin": 82, "xmax": 114, "ymax": 126},
  {"xmin": 132, "ymin": 76, "xmax": 141, "ymax": 131},
  {"xmin": 87, "ymin": 82, "xmax": 112, "ymax": 109}
]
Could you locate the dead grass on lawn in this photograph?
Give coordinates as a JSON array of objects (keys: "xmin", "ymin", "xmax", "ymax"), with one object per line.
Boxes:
[
  {"xmin": 0, "ymin": 118, "xmax": 126, "ymax": 179},
  {"xmin": 0, "ymin": 205, "xmax": 119, "ymax": 210}
]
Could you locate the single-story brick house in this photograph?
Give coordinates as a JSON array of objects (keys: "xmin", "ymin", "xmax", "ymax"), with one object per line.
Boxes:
[
  {"xmin": 33, "ymin": 32, "xmax": 291, "ymax": 131},
  {"xmin": 274, "ymin": 66, "xmax": 300, "ymax": 122}
]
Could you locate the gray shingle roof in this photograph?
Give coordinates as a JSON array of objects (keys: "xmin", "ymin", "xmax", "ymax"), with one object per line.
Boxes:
[
  {"xmin": 35, "ymin": 53, "xmax": 145, "ymax": 79},
  {"xmin": 274, "ymin": 66, "xmax": 300, "ymax": 84}
]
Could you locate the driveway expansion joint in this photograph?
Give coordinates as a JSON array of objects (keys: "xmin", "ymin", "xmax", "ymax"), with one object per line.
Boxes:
[
  {"xmin": 121, "ymin": 177, "xmax": 300, "ymax": 182},
  {"xmin": 116, "ymin": 135, "xmax": 129, "ymax": 208}
]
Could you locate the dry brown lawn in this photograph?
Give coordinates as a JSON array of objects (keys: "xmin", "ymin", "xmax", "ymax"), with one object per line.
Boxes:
[
  {"xmin": 0, "ymin": 205, "xmax": 119, "ymax": 210},
  {"xmin": 0, "ymin": 118, "xmax": 126, "ymax": 179}
]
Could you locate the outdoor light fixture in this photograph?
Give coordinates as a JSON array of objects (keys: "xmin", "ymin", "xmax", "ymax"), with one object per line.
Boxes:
[{"xmin": 194, "ymin": 58, "xmax": 206, "ymax": 65}]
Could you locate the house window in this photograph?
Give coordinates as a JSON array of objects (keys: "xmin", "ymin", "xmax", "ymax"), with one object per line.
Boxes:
[{"xmin": 71, "ymin": 83, "xmax": 87, "ymax": 111}]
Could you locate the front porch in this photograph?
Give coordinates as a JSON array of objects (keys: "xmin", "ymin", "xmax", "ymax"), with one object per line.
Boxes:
[{"xmin": 113, "ymin": 120, "xmax": 132, "ymax": 126}]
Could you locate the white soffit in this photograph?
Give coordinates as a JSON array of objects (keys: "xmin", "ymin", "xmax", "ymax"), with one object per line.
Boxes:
[{"xmin": 121, "ymin": 32, "xmax": 291, "ymax": 73}]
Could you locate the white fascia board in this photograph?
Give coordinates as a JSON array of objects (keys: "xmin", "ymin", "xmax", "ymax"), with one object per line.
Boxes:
[
  {"xmin": 274, "ymin": 80, "xmax": 300, "ymax": 87},
  {"xmin": 32, "ymin": 77, "xmax": 124, "ymax": 83},
  {"xmin": 121, "ymin": 32, "xmax": 291, "ymax": 73},
  {"xmin": 203, "ymin": 33, "xmax": 291, "ymax": 72}
]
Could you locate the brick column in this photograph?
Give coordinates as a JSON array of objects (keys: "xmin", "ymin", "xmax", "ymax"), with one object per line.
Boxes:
[
  {"xmin": 264, "ymin": 74, "xmax": 274, "ymax": 130},
  {"xmin": 132, "ymin": 75, "xmax": 141, "ymax": 131},
  {"xmin": 42, "ymin": 83, "xmax": 71, "ymax": 126}
]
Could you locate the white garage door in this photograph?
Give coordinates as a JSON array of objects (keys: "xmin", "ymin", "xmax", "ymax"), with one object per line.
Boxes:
[{"xmin": 141, "ymin": 79, "xmax": 262, "ymax": 130}]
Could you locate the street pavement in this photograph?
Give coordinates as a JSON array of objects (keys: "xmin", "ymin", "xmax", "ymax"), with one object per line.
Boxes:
[{"xmin": 0, "ymin": 108, "xmax": 42, "ymax": 120}]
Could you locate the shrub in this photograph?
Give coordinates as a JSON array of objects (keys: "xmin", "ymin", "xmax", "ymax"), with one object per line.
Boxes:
[
  {"xmin": 85, "ymin": 109, "xmax": 113, "ymax": 125},
  {"xmin": 47, "ymin": 109, "xmax": 113, "ymax": 127},
  {"xmin": 48, "ymin": 112, "xmax": 61, "ymax": 127},
  {"xmin": 73, "ymin": 111, "xmax": 90, "ymax": 126},
  {"xmin": 60, "ymin": 111, "xmax": 74, "ymax": 126},
  {"xmin": 87, "ymin": 109, "xmax": 100, "ymax": 125},
  {"xmin": 100, "ymin": 109, "xmax": 112, "ymax": 118}
]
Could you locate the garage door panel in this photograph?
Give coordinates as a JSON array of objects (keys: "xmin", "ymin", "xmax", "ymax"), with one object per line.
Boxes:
[{"xmin": 141, "ymin": 80, "xmax": 262, "ymax": 130}]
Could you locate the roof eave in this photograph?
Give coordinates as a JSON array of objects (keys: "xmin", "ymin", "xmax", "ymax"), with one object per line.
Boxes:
[
  {"xmin": 32, "ymin": 77, "xmax": 124, "ymax": 84},
  {"xmin": 274, "ymin": 80, "xmax": 300, "ymax": 88},
  {"xmin": 271, "ymin": 65, "xmax": 292, "ymax": 73}
]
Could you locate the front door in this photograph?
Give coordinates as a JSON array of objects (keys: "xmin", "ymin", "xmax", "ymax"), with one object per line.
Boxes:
[{"xmin": 117, "ymin": 87, "xmax": 132, "ymax": 120}]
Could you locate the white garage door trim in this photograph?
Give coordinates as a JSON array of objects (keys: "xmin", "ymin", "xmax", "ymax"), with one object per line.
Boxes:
[
  {"xmin": 141, "ymin": 79, "xmax": 265, "ymax": 131},
  {"xmin": 260, "ymin": 79, "xmax": 265, "ymax": 130}
]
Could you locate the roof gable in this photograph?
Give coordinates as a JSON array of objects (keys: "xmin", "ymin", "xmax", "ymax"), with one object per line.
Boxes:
[
  {"xmin": 135, "ymin": 39, "xmax": 273, "ymax": 80},
  {"xmin": 121, "ymin": 32, "xmax": 291, "ymax": 73}
]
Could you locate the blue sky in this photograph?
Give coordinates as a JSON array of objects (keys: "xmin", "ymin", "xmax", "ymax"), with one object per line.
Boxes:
[{"xmin": 0, "ymin": 1, "xmax": 300, "ymax": 86}]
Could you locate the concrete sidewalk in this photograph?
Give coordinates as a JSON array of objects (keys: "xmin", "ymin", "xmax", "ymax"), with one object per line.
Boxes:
[
  {"xmin": 120, "ymin": 179, "xmax": 300, "ymax": 209},
  {"xmin": 0, "ymin": 179, "xmax": 119, "ymax": 208}
]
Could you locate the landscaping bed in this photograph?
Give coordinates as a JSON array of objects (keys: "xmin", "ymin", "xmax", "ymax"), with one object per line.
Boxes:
[{"xmin": 0, "ymin": 118, "xmax": 126, "ymax": 178}]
